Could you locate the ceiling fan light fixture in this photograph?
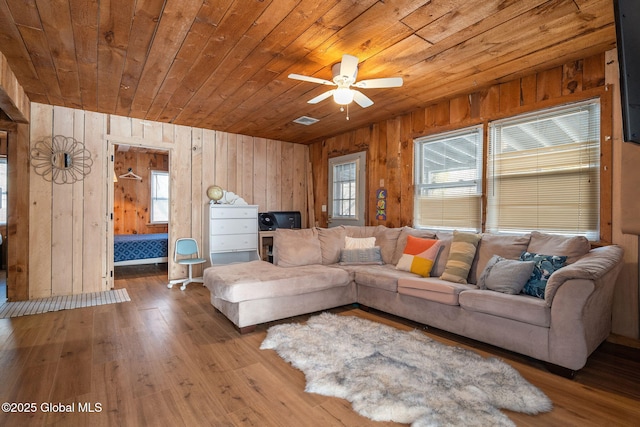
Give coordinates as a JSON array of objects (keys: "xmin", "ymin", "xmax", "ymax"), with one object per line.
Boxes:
[{"xmin": 333, "ymin": 87, "xmax": 354, "ymax": 105}]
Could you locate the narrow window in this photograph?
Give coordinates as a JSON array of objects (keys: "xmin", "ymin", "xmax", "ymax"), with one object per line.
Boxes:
[{"xmin": 150, "ymin": 170, "xmax": 169, "ymax": 223}]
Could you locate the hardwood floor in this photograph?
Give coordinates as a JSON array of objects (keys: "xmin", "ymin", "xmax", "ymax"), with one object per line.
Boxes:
[{"xmin": 0, "ymin": 264, "xmax": 638, "ymax": 426}]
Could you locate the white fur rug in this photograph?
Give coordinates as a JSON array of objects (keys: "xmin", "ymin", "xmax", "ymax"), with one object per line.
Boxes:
[{"xmin": 260, "ymin": 313, "xmax": 552, "ymax": 427}]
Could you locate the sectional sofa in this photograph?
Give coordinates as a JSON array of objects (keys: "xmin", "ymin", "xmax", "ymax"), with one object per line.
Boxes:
[{"xmin": 203, "ymin": 225, "xmax": 624, "ymax": 372}]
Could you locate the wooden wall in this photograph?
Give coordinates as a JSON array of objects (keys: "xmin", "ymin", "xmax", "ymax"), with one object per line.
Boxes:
[
  {"xmin": 309, "ymin": 50, "xmax": 640, "ymax": 339},
  {"xmin": 113, "ymin": 148, "xmax": 169, "ymax": 235},
  {"xmin": 27, "ymin": 104, "xmax": 309, "ymax": 298},
  {"xmin": 1, "ymin": 49, "xmax": 30, "ymax": 301},
  {"xmin": 0, "ymin": 49, "xmax": 29, "ymax": 123}
]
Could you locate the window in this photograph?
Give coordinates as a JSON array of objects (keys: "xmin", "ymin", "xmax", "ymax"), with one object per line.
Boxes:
[
  {"xmin": 333, "ymin": 162, "xmax": 356, "ymax": 217},
  {"xmin": 150, "ymin": 170, "xmax": 169, "ymax": 223},
  {"xmin": 328, "ymin": 152, "xmax": 366, "ymax": 226},
  {"xmin": 414, "ymin": 126, "xmax": 483, "ymax": 231},
  {"xmin": 487, "ymin": 99, "xmax": 600, "ymax": 239},
  {"xmin": 0, "ymin": 157, "xmax": 6, "ymax": 225}
]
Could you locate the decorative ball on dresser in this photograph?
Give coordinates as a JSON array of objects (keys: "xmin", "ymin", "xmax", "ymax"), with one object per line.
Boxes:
[{"xmin": 206, "ymin": 185, "xmax": 224, "ymax": 203}]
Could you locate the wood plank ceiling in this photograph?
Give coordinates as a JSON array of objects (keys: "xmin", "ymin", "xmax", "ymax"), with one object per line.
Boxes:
[{"xmin": 0, "ymin": 0, "xmax": 617, "ymax": 145}]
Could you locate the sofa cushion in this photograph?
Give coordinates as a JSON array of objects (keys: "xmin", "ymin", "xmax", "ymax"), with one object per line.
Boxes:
[
  {"xmin": 343, "ymin": 264, "xmax": 417, "ymax": 292},
  {"xmin": 469, "ymin": 233, "xmax": 531, "ymax": 284},
  {"xmin": 396, "ymin": 237, "xmax": 441, "ymax": 277},
  {"xmin": 458, "ymin": 290, "xmax": 551, "ymax": 327},
  {"xmin": 204, "ymin": 261, "xmax": 351, "ymax": 303},
  {"xmin": 397, "ymin": 277, "xmax": 476, "ymax": 306},
  {"xmin": 392, "ymin": 227, "xmax": 438, "ymax": 265},
  {"xmin": 317, "ymin": 226, "xmax": 346, "ymax": 264},
  {"xmin": 520, "ymin": 251, "xmax": 567, "ymax": 299},
  {"xmin": 339, "ymin": 247, "xmax": 384, "ymax": 265},
  {"xmin": 527, "ymin": 231, "xmax": 590, "ymax": 264},
  {"xmin": 344, "ymin": 225, "xmax": 379, "ymax": 238},
  {"xmin": 477, "ymin": 255, "xmax": 535, "ymax": 294},
  {"xmin": 440, "ymin": 231, "xmax": 482, "ymax": 284},
  {"xmin": 273, "ymin": 228, "xmax": 322, "ymax": 267},
  {"xmin": 373, "ymin": 226, "xmax": 402, "ymax": 264}
]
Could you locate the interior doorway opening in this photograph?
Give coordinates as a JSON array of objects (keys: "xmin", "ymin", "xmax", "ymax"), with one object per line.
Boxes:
[
  {"xmin": 111, "ymin": 144, "xmax": 170, "ymax": 280},
  {"xmin": 0, "ymin": 131, "xmax": 6, "ymax": 302}
]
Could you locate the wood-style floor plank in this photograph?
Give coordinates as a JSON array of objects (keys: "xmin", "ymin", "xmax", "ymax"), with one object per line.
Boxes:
[{"xmin": 0, "ymin": 263, "xmax": 637, "ymax": 426}]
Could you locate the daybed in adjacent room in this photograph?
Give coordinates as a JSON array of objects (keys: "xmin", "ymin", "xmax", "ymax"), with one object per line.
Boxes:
[{"xmin": 114, "ymin": 232, "xmax": 169, "ymax": 266}]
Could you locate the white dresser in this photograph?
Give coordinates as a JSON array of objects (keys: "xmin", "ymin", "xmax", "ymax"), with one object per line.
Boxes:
[{"xmin": 209, "ymin": 204, "xmax": 259, "ymax": 265}]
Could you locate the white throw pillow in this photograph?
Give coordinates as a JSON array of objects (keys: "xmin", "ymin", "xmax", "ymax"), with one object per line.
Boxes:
[{"xmin": 344, "ymin": 236, "xmax": 376, "ymax": 250}]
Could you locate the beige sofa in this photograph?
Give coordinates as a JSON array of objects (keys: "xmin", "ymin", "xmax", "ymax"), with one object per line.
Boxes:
[{"xmin": 204, "ymin": 225, "xmax": 624, "ymax": 372}]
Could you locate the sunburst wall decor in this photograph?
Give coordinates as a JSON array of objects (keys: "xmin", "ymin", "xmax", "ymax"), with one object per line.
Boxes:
[{"xmin": 30, "ymin": 135, "xmax": 93, "ymax": 184}]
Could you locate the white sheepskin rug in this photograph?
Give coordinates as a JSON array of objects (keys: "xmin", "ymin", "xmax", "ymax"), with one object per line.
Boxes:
[{"xmin": 260, "ymin": 313, "xmax": 552, "ymax": 427}]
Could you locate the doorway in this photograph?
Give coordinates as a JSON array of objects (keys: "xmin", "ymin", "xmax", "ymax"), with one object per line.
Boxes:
[
  {"xmin": 328, "ymin": 151, "xmax": 366, "ymax": 227},
  {"xmin": 111, "ymin": 144, "xmax": 170, "ymax": 279},
  {"xmin": 0, "ymin": 131, "xmax": 6, "ymax": 302}
]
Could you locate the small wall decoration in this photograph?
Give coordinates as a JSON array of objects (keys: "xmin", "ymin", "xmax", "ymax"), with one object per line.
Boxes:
[
  {"xmin": 30, "ymin": 135, "xmax": 93, "ymax": 184},
  {"xmin": 376, "ymin": 188, "xmax": 387, "ymax": 220}
]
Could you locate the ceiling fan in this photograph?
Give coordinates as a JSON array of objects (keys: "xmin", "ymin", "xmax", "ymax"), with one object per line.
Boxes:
[{"xmin": 288, "ymin": 54, "xmax": 403, "ymax": 109}]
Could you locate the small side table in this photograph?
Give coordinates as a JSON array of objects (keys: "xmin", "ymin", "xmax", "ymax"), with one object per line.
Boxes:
[{"xmin": 259, "ymin": 231, "xmax": 275, "ymax": 262}]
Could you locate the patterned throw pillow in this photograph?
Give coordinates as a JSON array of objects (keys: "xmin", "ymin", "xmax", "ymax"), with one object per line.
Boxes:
[
  {"xmin": 339, "ymin": 247, "xmax": 384, "ymax": 265},
  {"xmin": 396, "ymin": 236, "xmax": 442, "ymax": 277},
  {"xmin": 519, "ymin": 251, "xmax": 567, "ymax": 299}
]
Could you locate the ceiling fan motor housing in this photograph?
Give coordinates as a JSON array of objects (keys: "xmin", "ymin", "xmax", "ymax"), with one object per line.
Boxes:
[{"xmin": 332, "ymin": 62, "xmax": 357, "ymax": 86}]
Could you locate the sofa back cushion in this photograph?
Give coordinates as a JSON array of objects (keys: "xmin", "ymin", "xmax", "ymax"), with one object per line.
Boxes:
[
  {"xmin": 273, "ymin": 228, "xmax": 322, "ymax": 267},
  {"xmin": 469, "ymin": 233, "xmax": 531, "ymax": 284},
  {"xmin": 317, "ymin": 226, "xmax": 346, "ymax": 264},
  {"xmin": 527, "ymin": 231, "xmax": 590, "ymax": 264},
  {"xmin": 373, "ymin": 226, "xmax": 402, "ymax": 264}
]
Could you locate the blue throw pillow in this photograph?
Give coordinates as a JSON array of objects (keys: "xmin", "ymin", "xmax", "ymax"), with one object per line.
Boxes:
[{"xmin": 519, "ymin": 251, "xmax": 567, "ymax": 299}]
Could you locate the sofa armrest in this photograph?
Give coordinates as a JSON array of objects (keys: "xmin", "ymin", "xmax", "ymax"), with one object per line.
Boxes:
[{"xmin": 544, "ymin": 245, "xmax": 624, "ymax": 307}]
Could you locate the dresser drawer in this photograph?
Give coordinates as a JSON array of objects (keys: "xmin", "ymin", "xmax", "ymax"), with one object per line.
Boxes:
[
  {"xmin": 210, "ymin": 206, "xmax": 258, "ymax": 220},
  {"xmin": 210, "ymin": 218, "xmax": 257, "ymax": 235},
  {"xmin": 210, "ymin": 233, "xmax": 257, "ymax": 252}
]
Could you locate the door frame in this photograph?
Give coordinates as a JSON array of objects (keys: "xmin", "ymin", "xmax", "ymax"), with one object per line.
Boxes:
[{"xmin": 328, "ymin": 151, "xmax": 366, "ymax": 227}]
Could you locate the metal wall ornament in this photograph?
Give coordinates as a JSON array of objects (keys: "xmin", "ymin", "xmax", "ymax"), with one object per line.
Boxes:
[{"xmin": 30, "ymin": 135, "xmax": 93, "ymax": 184}]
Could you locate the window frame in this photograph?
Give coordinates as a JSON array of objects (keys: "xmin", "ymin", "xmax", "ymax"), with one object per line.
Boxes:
[
  {"xmin": 149, "ymin": 170, "xmax": 169, "ymax": 224},
  {"xmin": 413, "ymin": 125, "xmax": 484, "ymax": 232},
  {"xmin": 411, "ymin": 90, "xmax": 612, "ymax": 243},
  {"xmin": 486, "ymin": 99, "xmax": 601, "ymax": 239}
]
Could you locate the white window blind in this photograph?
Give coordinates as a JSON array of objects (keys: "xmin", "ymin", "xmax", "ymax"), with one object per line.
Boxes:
[
  {"xmin": 487, "ymin": 99, "xmax": 600, "ymax": 239},
  {"xmin": 414, "ymin": 126, "xmax": 483, "ymax": 231}
]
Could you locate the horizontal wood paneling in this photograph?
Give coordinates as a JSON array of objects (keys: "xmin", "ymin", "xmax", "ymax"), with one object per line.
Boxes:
[{"xmin": 26, "ymin": 103, "xmax": 308, "ymax": 297}]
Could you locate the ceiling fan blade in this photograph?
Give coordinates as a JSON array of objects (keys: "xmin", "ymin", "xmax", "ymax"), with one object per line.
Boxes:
[
  {"xmin": 288, "ymin": 73, "xmax": 335, "ymax": 86},
  {"xmin": 354, "ymin": 77, "xmax": 404, "ymax": 89},
  {"xmin": 308, "ymin": 89, "xmax": 335, "ymax": 104},
  {"xmin": 339, "ymin": 54, "xmax": 359, "ymax": 79},
  {"xmin": 352, "ymin": 90, "xmax": 373, "ymax": 108}
]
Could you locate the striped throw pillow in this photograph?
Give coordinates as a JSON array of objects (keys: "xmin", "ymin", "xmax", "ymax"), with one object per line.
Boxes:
[{"xmin": 440, "ymin": 230, "xmax": 482, "ymax": 284}]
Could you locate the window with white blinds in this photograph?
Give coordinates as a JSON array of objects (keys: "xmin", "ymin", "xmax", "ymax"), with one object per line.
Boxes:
[
  {"xmin": 486, "ymin": 99, "xmax": 600, "ymax": 239},
  {"xmin": 414, "ymin": 126, "xmax": 483, "ymax": 231}
]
